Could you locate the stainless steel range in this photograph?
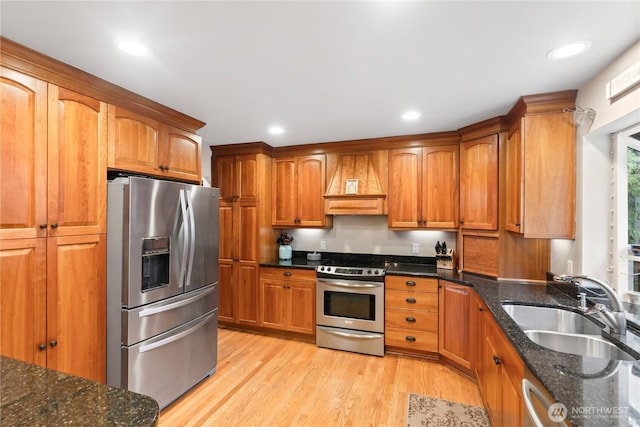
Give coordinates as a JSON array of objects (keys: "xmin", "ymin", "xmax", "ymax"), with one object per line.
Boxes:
[{"xmin": 316, "ymin": 263, "xmax": 386, "ymax": 356}]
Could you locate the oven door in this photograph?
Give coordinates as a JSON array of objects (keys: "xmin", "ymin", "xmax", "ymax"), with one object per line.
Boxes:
[{"xmin": 316, "ymin": 277, "xmax": 384, "ymax": 333}]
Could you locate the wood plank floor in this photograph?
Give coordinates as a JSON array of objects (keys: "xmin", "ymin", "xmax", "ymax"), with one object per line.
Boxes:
[{"xmin": 159, "ymin": 327, "xmax": 483, "ymax": 426}]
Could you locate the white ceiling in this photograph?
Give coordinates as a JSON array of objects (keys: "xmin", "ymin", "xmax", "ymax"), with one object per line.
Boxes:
[{"xmin": 1, "ymin": 1, "xmax": 639, "ymax": 148}]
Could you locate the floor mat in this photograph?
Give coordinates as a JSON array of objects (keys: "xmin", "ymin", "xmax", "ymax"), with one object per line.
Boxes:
[{"xmin": 406, "ymin": 393, "xmax": 490, "ymax": 427}]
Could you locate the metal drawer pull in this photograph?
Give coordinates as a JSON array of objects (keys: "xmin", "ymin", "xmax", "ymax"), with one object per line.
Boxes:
[
  {"xmin": 492, "ymin": 355, "xmax": 501, "ymax": 365},
  {"xmin": 406, "ymin": 297, "xmax": 417, "ymax": 304},
  {"xmin": 405, "ymin": 317, "xmax": 416, "ymax": 323},
  {"xmin": 522, "ymin": 379, "xmax": 564, "ymax": 427},
  {"xmin": 283, "ymin": 272, "xmax": 291, "ymax": 277},
  {"xmin": 405, "ymin": 281, "xmax": 416, "ymax": 287},
  {"xmin": 405, "ymin": 336, "xmax": 416, "ymax": 342},
  {"xmin": 322, "ymin": 329, "xmax": 381, "ymax": 339}
]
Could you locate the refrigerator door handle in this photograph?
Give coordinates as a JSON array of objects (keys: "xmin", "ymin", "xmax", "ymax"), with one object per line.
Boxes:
[
  {"xmin": 178, "ymin": 189, "xmax": 190, "ymax": 288},
  {"xmin": 138, "ymin": 312, "xmax": 215, "ymax": 354},
  {"xmin": 185, "ymin": 190, "xmax": 196, "ymax": 287},
  {"xmin": 138, "ymin": 285, "xmax": 217, "ymax": 318}
]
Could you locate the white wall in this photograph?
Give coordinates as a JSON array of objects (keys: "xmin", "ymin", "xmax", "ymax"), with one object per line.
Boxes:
[
  {"xmin": 551, "ymin": 40, "xmax": 640, "ymax": 287},
  {"xmin": 284, "ymin": 215, "xmax": 456, "ymax": 258}
]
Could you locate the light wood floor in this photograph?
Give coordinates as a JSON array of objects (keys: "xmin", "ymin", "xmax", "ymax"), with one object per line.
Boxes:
[{"xmin": 159, "ymin": 327, "xmax": 483, "ymax": 426}]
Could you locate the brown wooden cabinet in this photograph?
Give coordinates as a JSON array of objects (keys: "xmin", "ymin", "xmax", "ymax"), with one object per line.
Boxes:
[
  {"xmin": 0, "ymin": 67, "xmax": 107, "ymax": 383},
  {"xmin": 259, "ymin": 267, "xmax": 315, "ymax": 335},
  {"xmin": 459, "ymin": 134, "xmax": 499, "ymax": 230},
  {"xmin": 215, "ymin": 154, "xmax": 259, "ymax": 202},
  {"xmin": 272, "ymin": 155, "xmax": 329, "ymax": 227},
  {"xmin": 218, "ymin": 202, "xmax": 259, "ymax": 325},
  {"xmin": 438, "ymin": 280, "xmax": 472, "ymax": 372},
  {"xmin": 212, "ymin": 146, "xmax": 273, "ymax": 327},
  {"xmin": 108, "ymin": 105, "xmax": 201, "ymax": 183},
  {"xmin": 480, "ymin": 304, "xmax": 524, "ymax": 427},
  {"xmin": 384, "ymin": 275, "xmax": 439, "ymax": 353},
  {"xmin": 388, "ymin": 145, "xmax": 458, "ymax": 229},
  {"xmin": 505, "ymin": 92, "xmax": 576, "ymax": 238}
]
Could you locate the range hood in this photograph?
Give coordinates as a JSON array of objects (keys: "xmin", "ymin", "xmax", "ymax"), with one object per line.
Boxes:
[{"xmin": 324, "ymin": 152, "xmax": 387, "ymax": 215}]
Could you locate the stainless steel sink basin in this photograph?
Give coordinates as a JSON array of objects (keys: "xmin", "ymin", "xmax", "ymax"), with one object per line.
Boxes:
[
  {"xmin": 501, "ymin": 303, "xmax": 603, "ymax": 335},
  {"xmin": 524, "ymin": 330, "xmax": 637, "ymax": 361}
]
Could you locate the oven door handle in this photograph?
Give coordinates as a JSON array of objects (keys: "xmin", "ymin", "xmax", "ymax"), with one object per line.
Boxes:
[
  {"xmin": 321, "ymin": 328, "xmax": 381, "ymax": 339},
  {"xmin": 317, "ymin": 278, "xmax": 382, "ymax": 289}
]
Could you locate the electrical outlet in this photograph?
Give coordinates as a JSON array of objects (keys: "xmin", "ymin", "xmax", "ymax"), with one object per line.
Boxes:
[
  {"xmin": 320, "ymin": 240, "xmax": 326, "ymax": 250},
  {"xmin": 412, "ymin": 243, "xmax": 419, "ymax": 254},
  {"xmin": 567, "ymin": 260, "xmax": 573, "ymax": 274}
]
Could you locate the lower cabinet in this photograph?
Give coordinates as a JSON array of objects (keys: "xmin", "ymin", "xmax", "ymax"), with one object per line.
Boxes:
[
  {"xmin": 438, "ymin": 280, "xmax": 472, "ymax": 372},
  {"xmin": 259, "ymin": 267, "xmax": 316, "ymax": 335},
  {"xmin": 0, "ymin": 234, "xmax": 106, "ymax": 383},
  {"xmin": 480, "ymin": 305, "xmax": 524, "ymax": 427},
  {"xmin": 384, "ymin": 276, "xmax": 439, "ymax": 353}
]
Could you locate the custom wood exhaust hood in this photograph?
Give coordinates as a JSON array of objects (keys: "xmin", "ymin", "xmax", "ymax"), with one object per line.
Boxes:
[{"xmin": 324, "ymin": 151, "xmax": 388, "ymax": 215}]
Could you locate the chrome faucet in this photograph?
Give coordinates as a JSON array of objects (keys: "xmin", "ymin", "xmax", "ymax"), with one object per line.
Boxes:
[{"xmin": 553, "ymin": 274, "xmax": 627, "ymax": 336}]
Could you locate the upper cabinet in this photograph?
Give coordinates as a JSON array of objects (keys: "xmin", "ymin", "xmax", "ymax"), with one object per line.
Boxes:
[
  {"xmin": 214, "ymin": 154, "xmax": 259, "ymax": 202},
  {"xmin": 272, "ymin": 154, "xmax": 330, "ymax": 228},
  {"xmin": 459, "ymin": 134, "xmax": 499, "ymax": 231},
  {"xmin": 505, "ymin": 91, "xmax": 577, "ymax": 239},
  {"xmin": 108, "ymin": 105, "xmax": 201, "ymax": 183},
  {"xmin": 388, "ymin": 145, "xmax": 458, "ymax": 229},
  {"xmin": 0, "ymin": 68, "xmax": 107, "ymax": 239}
]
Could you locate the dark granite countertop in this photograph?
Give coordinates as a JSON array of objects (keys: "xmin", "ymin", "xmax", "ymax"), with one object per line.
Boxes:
[
  {"xmin": 0, "ymin": 356, "xmax": 159, "ymax": 426},
  {"xmin": 388, "ymin": 263, "xmax": 640, "ymax": 427}
]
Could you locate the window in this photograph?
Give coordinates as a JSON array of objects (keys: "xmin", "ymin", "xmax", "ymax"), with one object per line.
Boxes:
[{"xmin": 614, "ymin": 125, "xmax": 640, "ymax": 293}]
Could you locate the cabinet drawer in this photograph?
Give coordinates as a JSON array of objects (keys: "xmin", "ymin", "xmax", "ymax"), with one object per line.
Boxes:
[
  {"xmin": 385, "ymin": 289, "xmax": 438, "ymax": 312},
  {"xmin": 385, "ymin": 328, "xmax": 438, "ymax": 352},
  {"xmin": 260, "ymin": 267, "xmax": 316, "ymax": 282},
  {"xmin": 386, "ymin": 275, "xmax": 438, "ymax": 292},
  {"xmin": 385, "ymin": 309, "xmax": 437, "ymax": 332}
]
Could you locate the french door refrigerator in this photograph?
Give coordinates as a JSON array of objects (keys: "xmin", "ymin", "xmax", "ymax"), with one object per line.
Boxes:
[{"xmin": 106, "ymin": 176, "xmax": 219, "ymax": 409}]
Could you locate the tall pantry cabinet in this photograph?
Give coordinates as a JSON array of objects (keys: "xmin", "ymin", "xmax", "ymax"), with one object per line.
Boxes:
[
  {"xmin": 212, "ymin": 143, "xmax": 273, "ymax": 326},
  {"xmin": 0, "ymin": 66, "xmax": 107, "ymax": 382}
]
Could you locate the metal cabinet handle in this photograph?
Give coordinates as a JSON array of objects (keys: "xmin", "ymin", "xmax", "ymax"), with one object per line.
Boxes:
[
  {"xmin": 38, "ymin": 344, "xmax": 46, "ymax": 351},
  {"xmin": 405, "ymin": 281, "xmax": 416, "ymax": 287},
  {"xmin": 284, "ymin": 272, "xmax": 291, "ymax": 277},
  {"xmin": 492, "ymin": 355, "xmax": 501, "ymax": 365},
  {"xmin": 50, "ymin": 222, "xmax": 58, "ymax": 229},
  {"xmin": 405, "ymin": 317, "xmax": 416, "ymax": 323},
  {"xmin": 39, "ymin": 223, "xmax": 47, "ymax": 229},
  {"xmin": 50, "ymin": 340, "xmax": 58, "ymax": 347},
  {"xmin": 406, "ymin": 297, "xmax": 417, "ymax": 304},
  {"xmin": 405, "ymin": 336, "xmax": 416, "ymax": 342},
  {"xmin": 522, "ymin": 379, "xmax": 562, "ymax": 427},
  {"xmin": 479, "ymin": 307, "xmax": 484, "ymax": 312}
]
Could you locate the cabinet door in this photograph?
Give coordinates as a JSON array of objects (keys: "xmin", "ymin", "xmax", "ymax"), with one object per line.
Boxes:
[
  {"xmin": 237, "ymin": 264, "xmax": 258, "ymax": 325},
  {"xmin": 161, "ymin": 126, "xmax": 201, "ymax": 182},
  {"xmin": 438, "ymin": 281, "xmax": 471, "ymax": 369},
  {"xmin": 502, "ymin": 370, "xmax": 523, "ymax": 427},
  {"xmin": 460, "ymin": 135, "xmax": 498, "ymax": 230},
  {"xmin": 48, "ymin": 86, "xmax": 107, "ymax": 236},
  {"xmin": 288, "ymin": 281, "xmax": 315, "ymax": 334},
  {"xmin": 272, "ymin": 158, "xmax": 298, "ymax": 226},
  {"xmin": 216, "ymin": 156, "xmax": 237, "ymax": 201},
  {"xmin": 483, "ymin": 322, "xmax": 502, "ymax": 426},
  {"xmin": 47, "ymin": 234, "xmax": 106, "ymax": 382},
  {"xmin": 218, "ymin": 261, "xmax": 234, "ymax": 322},
  {"xmin": 107, "ymin": 105, "xmax": 161, "ymax": 175},
  {"xmin": 235, "ymin": 155, "xmax": 259, "ymax": 201},
  {"xmin": 505, "ymin": 121, "xmax": 524, "ymax": 233},
  {"xmin": 218, "ymin": 203, "xmax": 234, "ymax": 261},
  {"xmin": 0, "ymin": 67, "xmax": 48, "ymax": 240},
  {"xmin": 296, "ymin": 155, "xmax": 326, "ymax": 226},
  {"xmin": 423, "ymin": 145, "xmax": 458, "ymax": 229},
  {"xmin": 237, "ymin": 203, "xmax": 258, "ymax": 262},
  {"xmin": 388, "ymin": 148, "xmax": 421, "ymax": 228},
  {"xmin": 0, "ymin": 238, "xmax": 47, "ymax": 366},
  {"xmin": 260, "ymin": 278, "xmax": 287, "ymax": 330}
]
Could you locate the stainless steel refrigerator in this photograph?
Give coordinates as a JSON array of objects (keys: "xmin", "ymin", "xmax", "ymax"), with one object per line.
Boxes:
[{"xmin": 106, "ymin": 176, "xmax": 219, "ymax": 409}]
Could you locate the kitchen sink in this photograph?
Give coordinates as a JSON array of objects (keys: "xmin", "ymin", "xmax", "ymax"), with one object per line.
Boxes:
[
  {"xmin": 524, "ymin": 330, "xmax": 637, "ymax": 361},
  {"xmin": 501, "ymin": 303, "xmax": 603, "ymax": 335}
]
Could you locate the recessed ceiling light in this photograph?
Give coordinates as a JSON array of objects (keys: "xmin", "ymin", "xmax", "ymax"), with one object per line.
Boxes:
[
  {"xmin": 402, "ymin": 111, "xmax": 421, "ymax": 121},
  {"xmin": 547, "ymin": 41, "xmax": 591, "ymax": 60},
  {"xmin": 268, "ymin": 126, "xmax": 285, "ymax": 135},
  {"xmin": 118, "ymin": 41, "xmax": 149, "ymax": 56}
]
